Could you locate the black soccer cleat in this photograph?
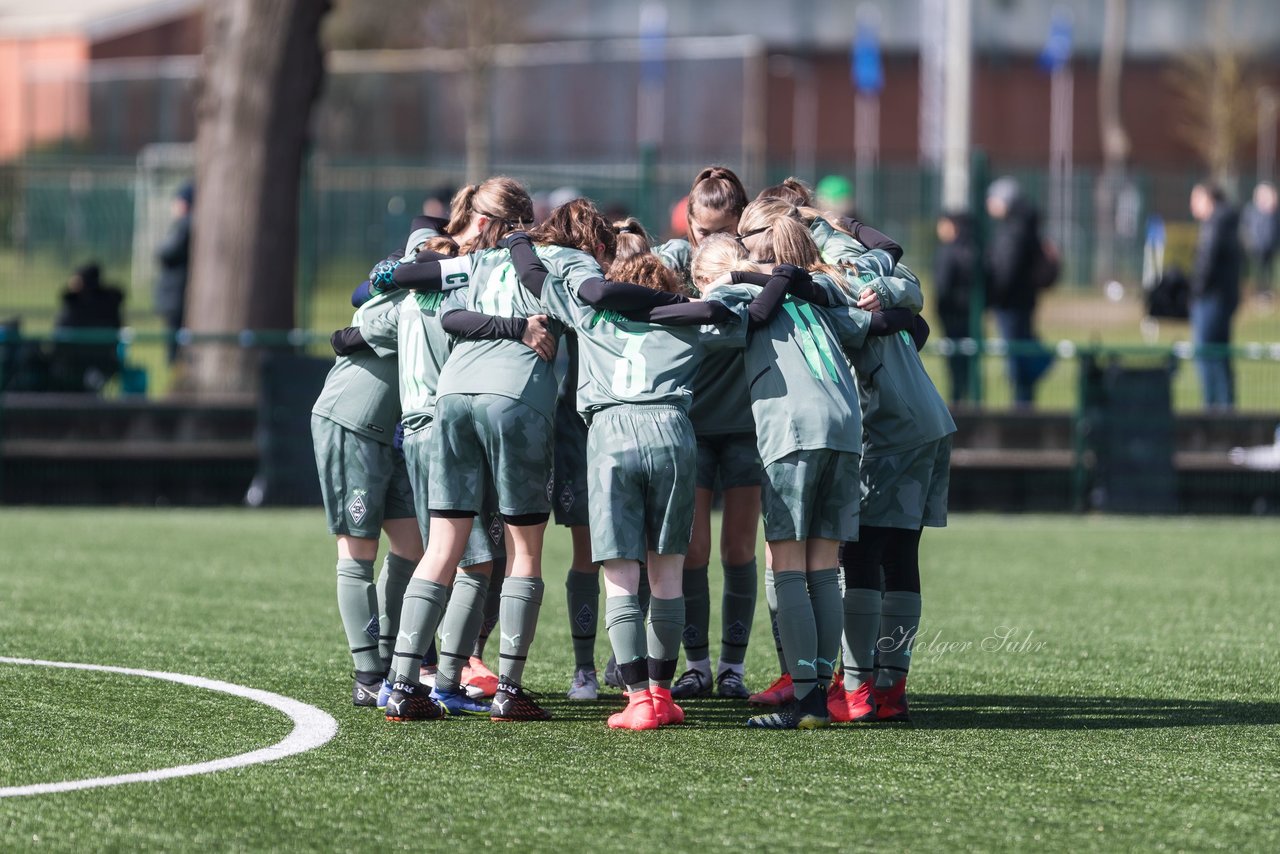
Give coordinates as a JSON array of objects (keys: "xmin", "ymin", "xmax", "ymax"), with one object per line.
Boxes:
[
  {"xmin": 670, "ymin": 668, "xmax": 713, "ymax": 699},
  {"xmin": 715, "ymin": 669, "xmax": 751, "ymax": 700},
  {"xmin": 490, "ymin": 679, "xmax": 552, "ymax": 722},
  {"xmin": 746, "ymin": 687, "xmax": 831, "ymax": 730},
  {"xmin": 384, "ymin": 680, "xmax": 449, "ymax": 722},
  {"xmin": 352, "ymin": 671, "xmax": 385, "ymax": 708}
]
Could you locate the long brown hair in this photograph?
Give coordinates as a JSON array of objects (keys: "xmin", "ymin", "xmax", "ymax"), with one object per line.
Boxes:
[
  {"xmin": 529, "ymin": 198, "xmax": 617, "ymax": 265},
  {"xmin": 608, "ymin": 253, "xmax": 682, "ymax": 294},
  {"xmin": 686, "ymin": 165, "xmax": 748, "ymax": 247},
  {"xmin": 445, "ymin": 176, "xmax": 534, "ymax": 253},
  {"xmin": 756, "ymin": 176, "xmax": 814, "ymax": 208}
]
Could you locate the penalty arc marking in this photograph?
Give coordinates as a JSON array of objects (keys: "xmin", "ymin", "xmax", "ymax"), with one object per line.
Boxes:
[{"xmin": 0, "ymin": 657, "xmax": 338, "ymax": 799}]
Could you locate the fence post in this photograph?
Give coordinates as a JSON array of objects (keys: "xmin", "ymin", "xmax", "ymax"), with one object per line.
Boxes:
[{"xmin": 967, "ymin": 149, "xmax": 989, "ymax": 405}]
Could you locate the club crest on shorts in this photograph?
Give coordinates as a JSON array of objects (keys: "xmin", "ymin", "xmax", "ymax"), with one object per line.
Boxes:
[
  {"xmin": 545, "ymin": 472, "xmax": 555, "ymax": 502},
  {"xmin": 348, "ymin": 489, "xmax": 368, "ymax": 526},
  {"xmin": 488, "ymin": 515, "xmax": 503, "ymax": 545},
  {"xmin": 559, "ymin": 482, "xmax": 575, "ymax": 512}
]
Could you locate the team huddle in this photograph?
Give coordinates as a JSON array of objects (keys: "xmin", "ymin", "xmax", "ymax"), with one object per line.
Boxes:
[{"xmin": 310, "ymin": 165, "xmax": 956, "ymax": 731}]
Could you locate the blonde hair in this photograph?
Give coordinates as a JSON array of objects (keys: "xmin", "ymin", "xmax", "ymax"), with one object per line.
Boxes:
[
  {"xmin": 445, "ymin": 176, "xmax": 534, "ymax": 253},
  {"xmin": 612, "ymin": 217, "xmax": 652, "ymax": 261},
  {"xmin": 738, "ymin": 198, "xmax": 849, "ymax": 290},
  {"xmin": 609, "ymin": 253, "xmax": 682, "ymax": 294},
  {"xmin": 690, "ymin": 233, "xmax": 764, "ymax": 291},
  {"xmin": 686, "ymin": 165, "xmax": 748, "ymax": 246}
]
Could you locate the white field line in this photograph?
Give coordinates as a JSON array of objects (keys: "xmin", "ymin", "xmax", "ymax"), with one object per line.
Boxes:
[{"xmin": 0, "ymin": 657, "xmax": 338, "ymax": 798}]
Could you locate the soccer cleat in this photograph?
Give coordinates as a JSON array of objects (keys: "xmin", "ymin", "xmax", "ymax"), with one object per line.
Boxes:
[
  {"xmin": 746, "ymin": 689, "xmax": 831, "ymax": 730},
  {"xmin": 650, "ymin": 686, "xmax": 685, "ymax": 726},
  {"xmin": 603, "ymin": 654, "xmax": 623, "ymax": 689},
  {"xmin": 845, "ymin": 678, "xmax": 877, "ymax": 722},
  {"xmin": 670, "ymin": 667, "xmax": 712, "ymax": 699},
  {"xmin": 715, "ymin": 669, "xmax": 750, "ymax": 700},
  {"xmin": 418, "ymin": 664, "xmax": 438, "ymax": 689},
  {"xmin": 352, "ymin": 672, "xmax": 385, "ymax": 707},
  {"xmin": 607, "ymin": 689, "xmax": 659, "ymax": 731},
  {"xmin": 384, "ymin": 681, "xmax": 449, "ymax": 722},
  {"xmin": 376, "ymin": 678, "xmax": 393, "ymax": 709},
  {"xmin": 871, "ymin": 677, "xmax": 910, "ymax": 722},
  {"xmin": 430, "ymin": 686, "xmax": 492, "ymax": 716},
  {"xmin": 462, "ymin": 656, "xmax": 499, "ymax": 699},
  {"xmin": 567, "ymin": 668, "xmax": 600, "ymax": 701},
  {"xmin": 748, "ymin": 673, "xmax": 795, "ymax": 707},
  {"xmin": 826, "ymin": 681, "xmax": 851, "ymax": 723},
  {"xmin": 491, "ymin": 679, "xmax": 552, "ymax": 722}
]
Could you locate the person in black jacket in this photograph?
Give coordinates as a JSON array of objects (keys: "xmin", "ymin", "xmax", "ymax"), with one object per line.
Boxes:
[
  {"xmin": 985, "ymin": 177, "xmax": 1052, "ymax": 407},
  {"xmin": 934, "ymin": 210, "xmax": 975, "ymax": 403},
  {"xmin": 1189, "ymin": 182, "xmax": 1242, "ymax": 409},
  {"xmin": 154, "ymin": 183, "xmax": 192, "ymax": 363},
  {"xmin": 49, "ymin": 262, "xmax": 124, "ymax": 392}
]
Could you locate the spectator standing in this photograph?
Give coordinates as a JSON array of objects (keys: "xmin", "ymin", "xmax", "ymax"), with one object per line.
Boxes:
[
  {"xmin": 1241, "ymin": 180, "xmax": 1278, "ymax": 305},
  {"xmin": 1189, "ymin": 182, "xmax": 1243, "ymax": 410},
  {"xmin": 985, "ymin": 176, "xmax": 1054, "ymax": 407},
  {"xmin": 934, "ymin": 210, "xmax": 976, "ymax": 404},
  {"xmin": 155, "ymin": 182, "xmax": 192, "ymax": 363}
]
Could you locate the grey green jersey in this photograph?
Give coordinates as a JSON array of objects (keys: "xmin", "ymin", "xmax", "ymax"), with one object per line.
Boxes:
[
  {"xmin": 809, "ymin": 215, "xmax": 922, "ymax": 287},
  {"xmin": 817, "ymin": 278, "xmax": 955, "ymax": 457},
  {"xmin": 708, "ymin": 285, "xmax": 862, "ymax": 466},
  {"xmin": 434, "ymin": 245, "xmax": 587, "ymax": 420},
  {"xmin": 357, "ymin": 288, "xmax": 464, "ymax": 435},
  {"xmin": 654, "ymin": 238, "xmax": 693, "ymax": 289},
  {"xmin": 311, "ymin": 289, "xmax": 406, "ymax": 444},
  {"xmin": 543, "ymin": 278, "xmax": 743, "ymax": 419}
]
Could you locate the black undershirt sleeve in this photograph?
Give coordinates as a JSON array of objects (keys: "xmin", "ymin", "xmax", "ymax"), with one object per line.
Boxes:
[
  {"xmin": 440, "ymin": 309, "xmax": 529, "ymax": 340},
  {"xmin": 621, "ymin": 300, "xmax": 735, "ymax": 326},
  {"xmin": 504, "ymin": 235, "xmax": 548, "ymax": 297},
  {"xmin": 845, "ymin": 220, "xmax": 904, "ymax": 264},
  {"xmin": 331, "ymin": 326, "xmax": 371, "ymax": 356},
  {"xmin": 578, "ymin": 278, "xmax": 689, "ymax": 311}
]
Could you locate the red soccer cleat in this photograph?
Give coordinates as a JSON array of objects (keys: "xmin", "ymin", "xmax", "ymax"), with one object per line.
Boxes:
[
  {"xmin": 870, "ymin": 677, "xmax": 910, "ymax": 722},
  {"xmin": 650, "ymin": 686, "xmax": 685, "ymax": 726},
  {"xmin": 845, "ymin": 678, "xmax": 878, "ymax": 722},
  {"xmin": 608, "ymin": 689, "xmax": 659, "ymax": 731},
  {"xmin": 826, "ymin": 681, "xmax": 851, "ymax": 723},
  {"xmin": 748, "ymin": 673, "xmax": 794, "ymax": 707},
  {"xmin": 463, "ymin": 656, "xmax": 499, "ymax": 699}
]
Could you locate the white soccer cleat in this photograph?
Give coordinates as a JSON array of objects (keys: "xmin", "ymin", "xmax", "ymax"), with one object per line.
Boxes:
[{"xmin": 566, "ymin": 667, "xmax": 600, "ymax": 701}]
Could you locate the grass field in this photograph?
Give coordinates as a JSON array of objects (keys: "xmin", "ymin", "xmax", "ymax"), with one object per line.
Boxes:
[{"xmin": 1, "ymin": 510, "xmax": 1277, "ymax": 851}]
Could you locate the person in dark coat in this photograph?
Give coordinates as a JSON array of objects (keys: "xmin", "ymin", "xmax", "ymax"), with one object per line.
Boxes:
[
  {"xmin": 985, "ymin": 176, "xmax": 1053, "ymax": 407},
  {"xmin": 155, "ymin": 182, "xmax": 192, "ymax": 363},
  {"xmin": 1241, "ymin": 181, "xmax": 1278, "ymax": 303},
  {"xmin": 1189, "ymin": 182, "xmax": 1243, "ymax": 409},
  {"xmin": 50, "ymin": 262, "xmax": 124, "ymax": 392},
  {"xmin": 934, "ymin": 210, "xmax": 976, "ymax": 403}
]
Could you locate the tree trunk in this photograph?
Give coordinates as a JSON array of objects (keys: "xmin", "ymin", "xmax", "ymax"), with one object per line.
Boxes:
[{"xmin": 183, "ymin": 0, "xmax": 330, "ymax": 397}]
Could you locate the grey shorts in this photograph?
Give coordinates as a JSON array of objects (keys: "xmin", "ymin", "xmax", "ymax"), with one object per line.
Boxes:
[
  {"xmin": 311, "ymin": 414, "xmax": 416, "ymax": 539},
  {"xmin": 695, "ymin": 431, "xmax": 763, "ymax": 491},
  {"xmin": 552, "ymin": 399, "xmax": 590, "ymax": 528},
  {"xmin": 860, "ymin": 436, "xmax": 952, "ymax": 529},
  {"xmin": 761, "ymin": 448, "xmax": 861, "ymax": 542},
  {"xmin": 402, "ymin": 426, "xmax": 505, "ymax": 568}
]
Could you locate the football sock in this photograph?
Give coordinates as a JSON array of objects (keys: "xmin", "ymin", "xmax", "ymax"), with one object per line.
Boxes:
[
  {"xmin": 842, "ymin": 587, "xmax": 882, "ymax": 690},
  {"xmin": 764, "ymin": 568, "xmax": 788, "ymax": 674},
  {"xmin": 336, "ymin": 558, "xmax": 382, "ymax": 674},
  {"xmin": 376, "ymin": 553, "xmax": 416, "ymax": 670},
  {"xmin": 773, "ymin": 570, "xmax": 818, "ymax": 700},
  {"xmin": 807, "ymin": 568, "xmax": 843, "ymax": 685},
  {"xmin": 498, "ymin": 576, "xmax": 544, "ymax": 688},
  {"xmin": 434, "ymin": 570, "xmax": 488, "ymax": 694},
  {"xmin": 680, "ymin": 564, "xmax": 710, "ymax": 663},
  {"xmin": 566, "ymin": 569, "xmax": 600, "ymax": 670},
  {"xmin": 646, "ymin": 596, "xmax": 685, "ymax": 689},
  {"xmin": 390, "ymin": 578, "xmax": 449, "ymax": 683},
  {"xmin": 719, "ymin": 558, "xmax": 757, "ymax": 670},
  {"xmin": 605, "ymin": 595, "xmax": 648, "ymax": 693},
  {"xmin": 473, "ymin": 567, "xmax": 504, "ymax": 657},
  {"xmin": 877, "ymin": 591, "xmax": 922, "ymax": 688}
]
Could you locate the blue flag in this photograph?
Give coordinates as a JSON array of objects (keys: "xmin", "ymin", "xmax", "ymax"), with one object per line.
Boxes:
[
  {"xmin": 851, "ymin": 21, "xmax": 883, "ymax": 94},
  {"xmin": 1039, "ymin": 10, "xmax": 1073, "ymax": 72}
]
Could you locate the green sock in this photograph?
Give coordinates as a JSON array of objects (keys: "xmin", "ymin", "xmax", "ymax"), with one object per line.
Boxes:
[
  {"xmin": 604, "ymin": 595, "xmax": 648, "ymax": 693},
  {"xmin": 473, "ymin": 568, "xmax": 504, "ymax": 657},
  {"xmin": 764, "ymin": 568, "xmax": 788, "ymax": 674},
  {"xmin": 843, "ymin": 587, "xmax": 882, "ymax": 690},
  {"xmin": 719, "ymin": 558, "xmax": 757, "ymax": 670},
  {"xmin": 376, "ymin": 553, "xmax": 416, "ymax": 671},
  {"xmin": 773, "ymin": 570, "xmax": 818, "ymax": 700},
  {"xmin": 390, "ymin": 578, "xmax": 449, "ymax": 683},
  {"xmin": 680, "ymin": 565, "xmax": 710, "ymax": 666},
  {"xmin": 646, "ymin": 595, "xmax": 685, "ymax": 689},
  {"xmin": 807, "ymin": 568, "xmax": 842, "ymax": 685},
  {"xmin": 435, "ymin": 571, "xmax": 488, "ymax": 694},
  {"xmin": 565, "ymin": 569, "xmax": 600, "ymax": 670},
  {"xmin": 498, "ymin": 576, "xmax": 544, "ymax": 688},
  {"xmin": 877, "ymin": 591, "xmax": 921, "ymax": 688},
  {"xmin": 336, "ymin": 558, "xmax": 382, "ymax": 674}
]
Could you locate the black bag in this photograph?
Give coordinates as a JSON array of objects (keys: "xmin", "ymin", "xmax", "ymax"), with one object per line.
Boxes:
[{"xmin": 1146, "ymin": 267, "xmax": 1190, "ymax": 319}]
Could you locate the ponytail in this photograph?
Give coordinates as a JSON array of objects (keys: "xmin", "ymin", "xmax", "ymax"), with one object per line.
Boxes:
[{"xmin": 686, "ymin": 165, "xmax": 748, "ymax": 246}]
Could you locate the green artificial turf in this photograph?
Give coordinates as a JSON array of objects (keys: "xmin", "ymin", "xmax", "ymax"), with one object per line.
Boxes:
[{"xmin": 0, "ymin": 510, "xmax": 1277, "ymax": 851}]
